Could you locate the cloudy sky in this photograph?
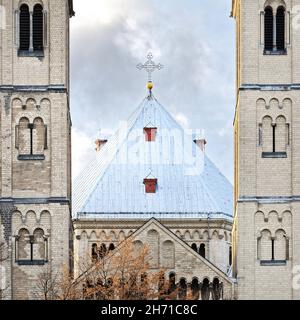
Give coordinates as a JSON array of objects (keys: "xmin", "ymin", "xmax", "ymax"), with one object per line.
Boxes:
[{"xmin": 70, "ymin": 0, "xmax": 236, "ymax": 182}]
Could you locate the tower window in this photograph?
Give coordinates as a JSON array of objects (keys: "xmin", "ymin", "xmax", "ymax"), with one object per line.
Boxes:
[
  {"xmin": 16, "ymin": 117, "xmax": 47, "ymax": 161},
  {"xmin": 264, "ymin": 5, "xmax": 286, "ymax": 54},
  {"xmin": 16, "ymin": 228, "xmax": 48, "ymax": 265},
  {"xmin": 276, "ymin": 6, "xmax": 285, "ymax": 51},
  {"xmin": 19, "ymin": 4, "xmax": 30, "ymax": 51},
  {"xmin": 33, "ymin": 4, "xmax": 44, "ymax": 51},
  {"xmin": 18, "ymin": 3, "xmax": 45, "ymax": 55}
]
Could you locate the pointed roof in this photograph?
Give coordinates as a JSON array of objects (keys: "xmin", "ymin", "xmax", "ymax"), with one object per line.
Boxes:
[{"xmin": 73, "ymin": 95, "xmax": 233, "ymax": 220}]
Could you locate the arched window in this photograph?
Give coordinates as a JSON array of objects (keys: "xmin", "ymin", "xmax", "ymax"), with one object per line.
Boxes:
[
  {"xmin": 33, "ymin": 117, "xmax": 46, "ymax": 155},
  {"xmin": 264, "ymin": 6, "xmax": 273, "ymax": 51},
  {"xmin": 91, "ymin": 243, "xmax": 98, "ymax": 261},
  {"xmin": 108, "ymin": 243, "xmax": 115, "ymax": 251},
  {"xmin": 161, "ymin": 240, "xmax": 175, "ymax": 269},
  {"xmin": 191, "ymin": 278, "xmax": 200, "ymax": 300},
  {"xmin": 274, "ymin": 230, "xmax": 287, "ymax": 260},
  {"xmin": 147, "ymin": 229, "xmax": 159, "ymax": 268},
  {"xmin": 258, "ymin": 229, "xmax": 272, "ymax": 261},
  {"xmin": 16, "ymin": 228, "xmax": 47, "ymax": 264},
  {"xmin": 33, "ymin": 4, "xmax": 44, "ymax": 51},
  {"xmin": 16, "ymin": 117, "xmax": 47, "ymax": 160},
  {"xmin": 17, "ymin": 117, "xmax": 30, "ymax": 155},
  {"xmin": 178, "ymin": 278, "xmax": 187, "ymax": 300},
  {"xmin": 33, "ymin": 228, "xmax": 46, "ymax": 261},
  {"xmin": 199, "ymin": 243, "xmax": 206, "ymax": 258},
  {"xmin": 191, "ymin": 243, "xmax": 198, "ymax": 252},
  {"xmin": 229, "ymin": 246, "xmax": 232, "ymax": 266},
  {"xmin": 276, "ymin": 6, "xmax": 285, "ymax": 51},
  {"xmin": 99, "ymin": 243, "xmax": 107, "ymax": 259},
  {"xmin": 17, "ymin": 228, "xmax": 31, "ymax": 260},
  {"xmin": 201, "ymin": 278, "xmax": 210, "ymax": 300},
  {"xmin": 212, "ymin": 278, "xmax": 221, "ymax": 300},
  {"xmin": 168, "ymin": 273, "xmax": 177, "ymax": 297},
  {"xmin": 19, "ymin": 4, "xmax": 30, "ymax": 51},
  {"xmin": 275, "ymin": 116, "xmax": 288, "ymax": 153}
]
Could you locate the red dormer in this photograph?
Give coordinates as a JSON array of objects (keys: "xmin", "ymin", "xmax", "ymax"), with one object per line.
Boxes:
[
  {"xmin": 144, "ymin": 127, "xmax": 157, "ymax": 142},
  {"xmin": 143, "ymin": 178, "xmax": 158, "ymax": 193}
]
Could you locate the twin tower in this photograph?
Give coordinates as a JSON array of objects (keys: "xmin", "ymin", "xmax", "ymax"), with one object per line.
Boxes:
[
  {"xmin": 0, "ymin": 0, "xmax": 299, "ymax": 300},
  {"xmin": 232, "ymin": 0, "xmax": 300, "ymax": 299}
]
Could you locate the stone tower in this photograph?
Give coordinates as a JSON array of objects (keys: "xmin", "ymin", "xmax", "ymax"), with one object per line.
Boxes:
[
  {"xmin": 232, "ymin": 0, "xmax": 300, "ymax": 299},
  {"xmin": 0, "ymin": 0, "xmax": 74, "ymax": 299}
]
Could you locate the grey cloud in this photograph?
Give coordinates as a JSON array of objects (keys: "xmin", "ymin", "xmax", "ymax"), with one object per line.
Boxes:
[{"xmin": 71, "ymin": 0, "xmax": 235, "ymax": 182}]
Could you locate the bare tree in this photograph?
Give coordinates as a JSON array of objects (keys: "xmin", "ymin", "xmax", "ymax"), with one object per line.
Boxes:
[{"xmin": 35, "ymin": 238, "xmax": 174, "ymax": 300}]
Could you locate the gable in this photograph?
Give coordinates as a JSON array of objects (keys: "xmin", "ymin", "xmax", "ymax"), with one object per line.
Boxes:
[{"xmin": 132, "ymin": 218, "xmax": 234, "ymax": 286}]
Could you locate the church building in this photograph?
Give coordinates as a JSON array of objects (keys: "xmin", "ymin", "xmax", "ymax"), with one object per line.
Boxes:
[{"xmin": 72, "ymin": 55, "xmax": 234, "ymax": 299}]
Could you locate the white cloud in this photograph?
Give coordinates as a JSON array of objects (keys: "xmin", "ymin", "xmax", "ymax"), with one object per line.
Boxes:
[
  {"xmin": 174, "ymin": 112, "xmax": 190, "ymax": 129},
  {"xmin": 72, "ymin": 128, "xmax": 95, "ymax": 179}
]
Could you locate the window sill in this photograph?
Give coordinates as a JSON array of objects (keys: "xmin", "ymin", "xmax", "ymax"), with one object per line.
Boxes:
[
  {"xmin": 260, "ymin": 260, "xmax": 287, "ymax": 266},
  {"xmin": 18, "ymin": 50, "xmax": 44, "ymax": 58},
  {"xmin": 262, "ymin": 152, "xmax": 287, "ymax": 159},
  {"xmin": 264, "ymin": 49, "xmax": 287, "ymax": 56},
  {"xmin": 17, "ymin": 260, "xmax": 47, "ymax": 266},
  {"xmin": 18, "ymin": 154, "xmax": 45, "ymax": 161}
]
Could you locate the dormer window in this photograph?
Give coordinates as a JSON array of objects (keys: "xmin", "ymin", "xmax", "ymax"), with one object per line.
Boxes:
[
  {"xmin": 144, "ymin": 127, "xmax": 157, "ymax": 142},
  {"xmin": 143, "ymin": 178, "xmax": 157, "ymax": 193}
]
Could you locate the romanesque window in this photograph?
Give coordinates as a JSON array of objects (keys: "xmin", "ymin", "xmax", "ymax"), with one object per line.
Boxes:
[
  {"xmin": 264, "ymin": 6, "xmax": 273, "ymax": 51},
  {"xmin": 168, "ymin": 273, "xmax": 177, "ymax": 296},
  {"xmin": 178, "ymin": 278, "xmax": 187, "ymax": 300},
  {"xmin": 147, "ymin": 229, "xmax": 159, "ymax": 268},
  {"xmin": 191, "ymin": 243, "xmax": 197, "ymax": 252},
  {"xmin": 16, "ymin": 117, "xmax": 47, "ymax": 160},
  {"xmin": 199, "ymin": 243, "xmax": 206, "ymax": 258},
  {"xmin": 276, "ymin": 6, "xmax": 285, "ymax": 51},
  {"xmin": 33, "ymin": 4, "xmax": 44, "ymax": 51},
  {"xmin": 258, "ymin": 229, "xmax": 287, "ymax": 265},
  {"xmin": 264, "ymin": 2, "xmax": 286, "ymax": 53},
  {"xmin": 19, "ymin": 4, "xmax": 30, "ymax": 51},
  {"xmin": 16, "ymin": 228, "xmax": 48, "ymax": 265},
  {"xmin": 201, "ymin": 278, "xmax": 210, "ymax": 300},
  {"xmin": 91, "ymin": 243, "xmax": 109, "ymax": 262},
  {"xmin": 261, "ymin": 115, "xmax": 288, "ymax": 158},
  {"xmin": 212, "ymin": 278, "xmax": 222, "ymax": 300},
  {"xmin": 161, "ymin": 240, "xmax": 175, "ymax": 269},
  {"xmin": 274, "ymin": 229, "xmax": 288, "ymax": 261},
  {"xmin": 191, "ymin": 278, "xmax": 200, "ymax": 300},
  {"xmin": 18, "ymin": 3, "xmax": 46, "ymax": 55}
]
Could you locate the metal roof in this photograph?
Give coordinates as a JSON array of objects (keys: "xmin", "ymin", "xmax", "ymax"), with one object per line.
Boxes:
[{"xmin": 73, "ymin": 95, "xmax": 233, "ymax": 220}]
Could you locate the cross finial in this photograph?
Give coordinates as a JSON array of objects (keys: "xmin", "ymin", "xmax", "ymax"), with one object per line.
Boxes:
[{"xmin": 137, "ymin": 53, "xmax": 163, "ymax": 93}]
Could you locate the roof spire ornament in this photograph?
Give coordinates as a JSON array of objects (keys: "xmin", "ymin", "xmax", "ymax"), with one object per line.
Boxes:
[{"xmin": 137, "ymin": 53, "xmax": 163, "ymax": 95}]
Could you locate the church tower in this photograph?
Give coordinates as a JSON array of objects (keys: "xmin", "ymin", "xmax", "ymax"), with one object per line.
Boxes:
[
  {"xmin": 0, "ymin": 0, "xmax": 74, "ymax": 299},
  {"xmin": 232, "ymin": 0, "xmax": 300, "ymax": 299}
]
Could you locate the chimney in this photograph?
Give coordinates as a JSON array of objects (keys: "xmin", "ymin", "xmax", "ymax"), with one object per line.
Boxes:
[
  {"xmin": 95, "ymin": 139, "xmax": 107, "ymax": 152},
  {"xmin": 194, "ymin": 139, "xmax": 207, "ymax": 152}
]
